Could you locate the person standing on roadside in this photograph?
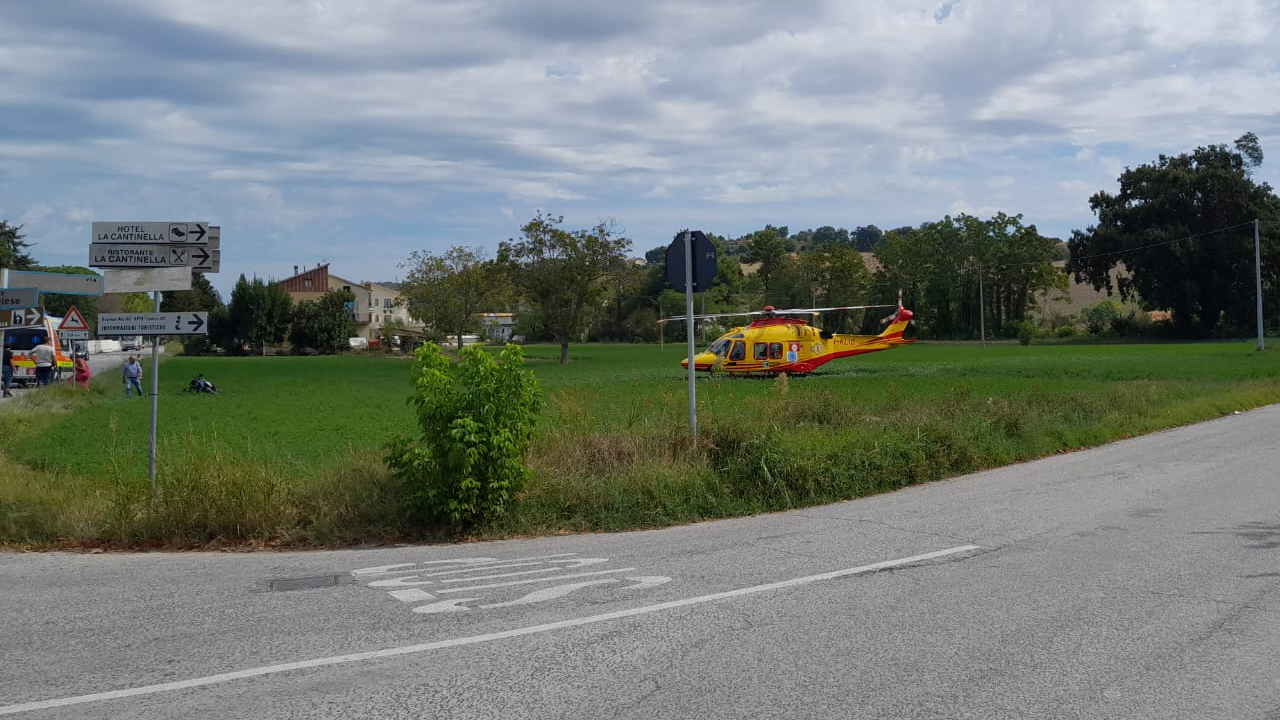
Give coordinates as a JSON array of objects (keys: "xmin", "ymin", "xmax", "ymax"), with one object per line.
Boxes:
[
  {"xmin": 73, "ymin": 352, "xmax": 92, "ymax": 390},
  {"xmin": 2, "ymin": 338, "xmax": 14, "ymax": 397},
  {"xmin": 123, "ymin": 355, "xmax": 143, "ymax": 397},
  {"xmin": 32, "ymin": 336, "xmax": 56, "ymax": 387}
]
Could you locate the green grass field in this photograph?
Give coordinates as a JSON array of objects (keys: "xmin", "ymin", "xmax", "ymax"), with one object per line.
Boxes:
[{"xmin": 2, "ymin": 340, "xmax": 1278, "ymax": 548}]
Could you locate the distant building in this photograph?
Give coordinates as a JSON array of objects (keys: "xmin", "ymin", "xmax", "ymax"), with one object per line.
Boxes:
[
  {"xmin": 480, "ymin": 312, "xmax": 517, "ymax": 342},
  {"xmin": 276, "ymin": 264, "xmax": 423, "ymax": 340}
]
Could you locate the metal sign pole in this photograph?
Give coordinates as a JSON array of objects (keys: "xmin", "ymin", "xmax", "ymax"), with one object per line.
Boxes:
[
  {"xmin": 0, "ymin": 269, "xmax": 7, "ymax": 356},
  {"xmin": 1256, "ymin": 219, "xmax": 1265, "ymax": 352},
  {"xmin": 683, "ymin": 232, "xmax": 697, "ymax": 444},
  {"xmin": 148, "ymin": 291, "xmax": 161, "ymax": 492}
]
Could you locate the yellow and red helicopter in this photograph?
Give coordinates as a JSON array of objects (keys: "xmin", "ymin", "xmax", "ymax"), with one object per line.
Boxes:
[{"xmin": 672, "ymin": 300, "xmax": 914, "ymax": 375}]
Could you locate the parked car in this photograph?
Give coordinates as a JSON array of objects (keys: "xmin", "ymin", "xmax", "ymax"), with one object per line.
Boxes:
[{"xmin": 121, "ymin": 336, "xmax": 143, "ymax": 351}]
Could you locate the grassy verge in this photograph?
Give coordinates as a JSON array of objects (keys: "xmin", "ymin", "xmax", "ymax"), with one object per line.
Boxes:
[{"xmin": 2, "ymin": 341, "xmax": 1278, "ymax": 548}]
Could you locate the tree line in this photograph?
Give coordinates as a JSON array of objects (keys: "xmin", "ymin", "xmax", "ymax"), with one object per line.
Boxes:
[
  {"xmin": 400, "ymin": 133, "xmax": 1277, "ymax": 356},
  {"xmin": 4, "ymin": 133, "xmax": 1278, "ymax": 357}
]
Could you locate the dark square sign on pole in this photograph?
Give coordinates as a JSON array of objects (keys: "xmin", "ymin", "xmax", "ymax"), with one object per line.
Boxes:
[
  {"xmin": 666, "ymin": 230, "xmax": 717, "ymax": 446},
  {"xmin": 665, "ymin": 230, "xmax": 717, "ymax": 292}
]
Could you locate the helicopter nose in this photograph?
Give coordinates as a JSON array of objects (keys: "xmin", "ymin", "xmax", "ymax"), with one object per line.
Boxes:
[{"xmin": 681, "ymin": 353, "xmax": 716, "ymax": 371}]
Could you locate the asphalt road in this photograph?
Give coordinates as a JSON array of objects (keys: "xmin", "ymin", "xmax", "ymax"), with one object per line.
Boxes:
[{"xmin": 1, "ymin": 405, "xmax": 1278, "ymax": 719}]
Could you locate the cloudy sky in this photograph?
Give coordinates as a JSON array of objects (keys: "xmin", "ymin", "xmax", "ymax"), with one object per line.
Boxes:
[{"xmin": 2, "ymin": 0, "xmax": 1278, "ymax": 298}]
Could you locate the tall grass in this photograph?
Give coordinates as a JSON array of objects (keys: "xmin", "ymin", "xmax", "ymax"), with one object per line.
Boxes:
[{"xmin": 2, "ymin": 341, "xmax": 1279, "ymax": 547}]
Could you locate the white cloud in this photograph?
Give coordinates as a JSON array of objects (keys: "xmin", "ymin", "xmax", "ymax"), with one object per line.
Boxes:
[{"xmin": 0, "ymin": 0, "xmax": 1276, "ymax": 297}]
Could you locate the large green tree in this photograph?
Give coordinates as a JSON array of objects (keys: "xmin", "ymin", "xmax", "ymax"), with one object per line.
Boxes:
[
  {"xmin": 742, "ymin": 226, "xmax": 789, "ymax": 300},
  {"xmin": 220, "ymin": 275, "xmax": 292, "ymax": 354},
  {"xmin": 161, "ymin": 273, "xmax": 224, "ymax": 313},
  {"xmin": 1068, "ymin": 133, "xmax": 1280, "ymax": 337},
  {"xmin": 499, "ymin": 212, "xmax": 630, "ymax": 363},
  {"xmin": 876, "ymin": 213, "xmax": 1064, "ymax": 338},
  {"xmin": 0, "ymin": 221, "xmax": 34, "ymax": 269},
  {"xmin": 771, "ymin": 244, "xmax": 876, "ymax": 331},
  {"xmin": 400, "ymin": 246, "xmax": 508, "ymax": 351},
  {"xmin": 288, "ymin": 288, "xmax": 355, "ymax": 354}
]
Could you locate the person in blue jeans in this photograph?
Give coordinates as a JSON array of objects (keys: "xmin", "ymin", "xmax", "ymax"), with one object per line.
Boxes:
[
  {"xmin": 31, "ymin": 336, "xmax": 56, "ymax": 386},
  {"xmin": 122, "ymin": 355, "xmax": 143, "ymax": 396},
  {"xmin": 2, "ymin": 338, "xmax": 14, "ymax": 397}
]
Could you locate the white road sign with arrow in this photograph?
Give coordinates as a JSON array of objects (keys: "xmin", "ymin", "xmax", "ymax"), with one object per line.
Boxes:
[
  {"xmin": 0, "ymin": 306, "xmax": 45, "ymax": 329},
  {"xmin": 98, "ymin": 312, "xmax": 208, "ymax": 336},
  {"xmin": 92, "ymin": 222, "xmax": 210, "ymax": 244},
  {"xmin": 89, "ymin": 243, "xmax": 219, "ymax": 269}
]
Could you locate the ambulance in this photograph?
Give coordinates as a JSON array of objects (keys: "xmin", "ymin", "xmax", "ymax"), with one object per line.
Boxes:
[{"xmin": 6, "ymin": 316, "xmax": 75, "ymax": 386}]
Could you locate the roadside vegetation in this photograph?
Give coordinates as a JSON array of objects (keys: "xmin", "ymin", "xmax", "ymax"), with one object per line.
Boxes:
[{"xmin": 2, "ymin": 341, "xmax": 1278, "ymax": 549}]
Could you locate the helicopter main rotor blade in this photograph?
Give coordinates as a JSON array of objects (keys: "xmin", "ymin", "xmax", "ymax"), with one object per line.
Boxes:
[
  {"xmin": 768, "ymin": 304, "xmax": 897, "ymax": 315},
  {"xmin": 656, "ymin": 310, "xmax": 769, "ymax": 324},
  {"xmin": 655, "ymin": 303, "xmax": 899, "ymax": 323}
]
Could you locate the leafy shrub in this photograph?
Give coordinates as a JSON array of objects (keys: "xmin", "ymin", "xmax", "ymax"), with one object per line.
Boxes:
[
  {"xmin": 1080, "ymin": 300, "xmax": 1122, "ymax": 335},
  {"xmin": 1055, "ymin": 325, "xmax": 1078, "ymax": 338},
  {"xmin": 1113, "ymin": 308, "xmax": 1153, "ymax": 337},
  {"xmin": 1017, "ymin": 320, "xmax": 1037, "ymax": 345},
  {"xmin": 384, "ymin": 343, "xmax": 541, "ymax": 531}
]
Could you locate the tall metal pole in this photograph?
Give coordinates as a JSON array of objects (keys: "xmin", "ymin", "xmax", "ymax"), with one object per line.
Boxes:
[
  {"xmin": 658, "ymin": 300, "xmax": 663, "ymax": 349},
  {"xmin": 978, "ymin": 266, "xmax": 987, "ymax": 349},
  {"xmin": 0, "ymin": 269, "xmax": 8, "ymax": 358},
  {"xmin": 1256, "ymin": 219, "xmax": 1265, "ymax": 351},
  {"xmin": 683, "ymin": 232, "xmax": 697, "ymax": 444},
  {"xmin": 148, "ymin": 291, "xmax": 162, "ymax": 492}
]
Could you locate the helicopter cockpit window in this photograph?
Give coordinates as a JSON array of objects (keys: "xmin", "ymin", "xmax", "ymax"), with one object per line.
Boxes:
[
  {"xmin": 769, "ymin": 342, "xmax": 783, "ymax": 359},
  {"xmin": 729, "ymin": 341, "xmax": 746, "ymax": 361},
  {"xmin": 706, "ymin": 339, "xmax": 731, "ymax": 357},
  {"xmin": 753, "ymin": 343, "xmax": 768, "ymax": 361}
]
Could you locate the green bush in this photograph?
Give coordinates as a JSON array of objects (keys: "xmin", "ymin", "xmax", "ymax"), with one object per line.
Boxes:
[
  {"xmin": 384, "ymin": 343, "xmax": 541, "ymax": 532},
  {"xmin": 1017, "ymin": 320, "xmax": 1037, "ymax": 346},
  {"xmin": 1080, "ymin": 300, "xmax": 1122, "ymax": 335}
]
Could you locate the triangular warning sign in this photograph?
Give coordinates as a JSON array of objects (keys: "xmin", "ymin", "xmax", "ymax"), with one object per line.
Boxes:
[{"xmin": 58, "ymin": 306, "xmax": 90, "ymax": 332}]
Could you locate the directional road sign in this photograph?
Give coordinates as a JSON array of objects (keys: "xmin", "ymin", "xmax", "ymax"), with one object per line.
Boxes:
[
  {"xmin": 1, "ymin": 269, "xmax": 103, "ymax": 296},
  {"xmin": 98, "ymin": 312, "xmax": 208, "ymax": 336},
  {"xmin": 189, "ymin": 247, "xmax": 220, "ymax": 272},
  {"xmin": 89, "ymin": 243, "xmax": 218, "ymax": 269},
  {"xmin": 196, "ymin": 226, "xmax": 221, "ymax": 273},
  {"xmin": 0, "ymin": 287, "xmax": 39, "ymax": 310},
  {"xmin": 0, "ymin": 307, "xmax": 45, "ymax": 329},
  {"xmin": 92, "ymin": 222, "xmax": 210, "ymax": 245}
]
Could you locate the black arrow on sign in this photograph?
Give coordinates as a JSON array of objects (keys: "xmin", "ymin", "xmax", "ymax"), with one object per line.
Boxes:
[
  {"xmin": 191, "ymin": 246, "xmax": 211, "ymax": 265},
  {"xmin": 192, "ymin": 224, "xmax": 207, "ymax": 243},
  {"xmin": 187, "ymin": 315, "xmax": 206, "ymax": 332}
]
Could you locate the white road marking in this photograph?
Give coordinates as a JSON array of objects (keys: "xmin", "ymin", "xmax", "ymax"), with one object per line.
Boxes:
[
  {"xmin": 367, "ymin": 576, "xmax": 437, "ymax": 588},
  {"xmin": 433, "ymin": 568, "xmax": 636, "ymax": 593},
  {"xmin": 619, "ymin": 576, "xmax": 672, "ymax": 591},
  {"xmin": 0, "ymin": 545, "xmax": 980, "ymax": 716},
  {"xmin": 350, "ymin": 559, "xmax": 497, "ymax": 575},
  {"xmin": 440, "ymin": 557, "xmax": 610, "ymax": 583},
  {"xmin": 410, "ymin": 598, "xmax": 479, "ymax": 614},
  {"xmin": 478, "ymin": 579, "xmax": 618, "ymax": 608},
  {"xmin": 387, "ymin": 589, "xmax": 436, "ymax": 603},
  {"xmin": 351, "ymin": 554, "xmax": 578, "ymax": 576}
]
